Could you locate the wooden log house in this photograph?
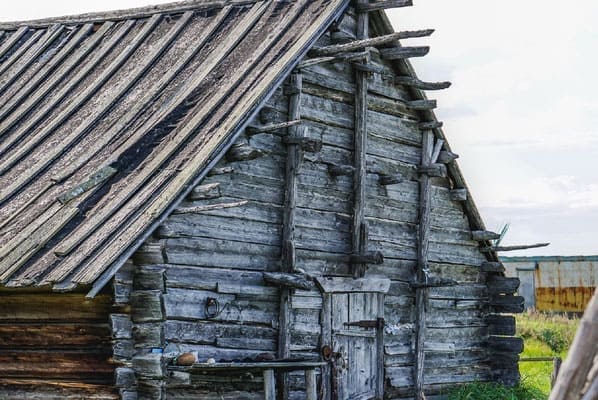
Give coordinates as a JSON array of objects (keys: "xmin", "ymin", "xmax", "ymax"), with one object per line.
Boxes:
[{"xmin": 0, "ymin": 1, "xmax": 524, "ymax": 399}]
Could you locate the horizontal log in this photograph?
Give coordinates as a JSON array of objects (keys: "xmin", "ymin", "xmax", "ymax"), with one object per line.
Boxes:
[
  {"xmin": 480, "ymin": 261, "xmax": 505, "ymax": 273},
  {"xmin": 131, "ymin": 290, "xmax": 163, "ymax": 323},
  {"xmin": 418, "ymin": 163, "xmax": 447, "ymax": 178},
  {"xmin": 356, "ymin": 0, "xmax": 413, "ymax": 12},
  {"xmin": 450, "ymin": 188, "xmax": 468, "ymax": 201},
  {"xmin": 488, "ymin": 336, "xmax": 524, "ymax": 354},
  {"xmin": 0, "ymin": 323, "xmax": 111, "ymax": 348},
  {"xmin": 189, "ymin": 183, "xmax": 221, "ymax": 200},
  {"xmin": 133, "ymin": 353, "xmax": 165, "ymax": 379},
  {"xmin": 379, "ymin": 173, "xmax": 403, "ymax": 185},
  {"xmin": 115, "ymin": 367, "xmax": 136, "ymax": 388},
  {"xmin": 262, "ymin": 272, "xmax": 315, "ymax": 290},
  {"xmin": 110, "ymin": 314, "xmax": 132, "ymax": 340},
  {"xmin": 381, "ymin": 46, "xmax": 430, "ymax": 60},
  {"xmin": 487, "ymin": 276, "xmax": 520, "ymax": 295},
  {"xmin": 393, "ymin": 76, "xmax": 451, "ymax": 90},
  {"xmin": 0, "ymin": 351, "xmax": 114, "ymax": 380},
  {"xmin": 310, "ymin": 30, "xmax": 432, "ymax": 56},
  {"xmin": 0, "ymin": 293, "xmax": 113, "ymax": 321},
  {"xmin": 282, "ymin": 135, "xmax": 322, "ymax": 152},
  {"xmin": 410, "ymin": 276, "xmax": 458, "ymax": 289},
  {"xmin": 350, "ymin": 251, "xmax": 384, "ymax": 265},
  {"xmin": 419, "ymin": 121, "xmax": 443, "ymax": 130},
  {"xmin": 133, "ymin": 267, "xmax": 165, "ymax": 291},
  {"xmin": 486, "ymin": 315, "xmax": 516, "ymax": 336},
  {"xmin": 437, "ymin": 150, "xmax": 459, "ymax": 164},
  {"xmin": 315, "ymin": 277, "xmax": 390, "ymax": 293},
  {"xmin": 471, "ymin": 230, "xmax": 500, "ymax": 241},
  {"xmin": 327, "ymin": 163, "xmax": 354, "ymax": 177},
  {"xmin": 173, "ymin": 200, "xmax": 249, "ymax": 214},
  {"xmin": 133, "ymin": 323, "xmax": 164, "ymax": 348},
  {"xmin": 481, "ymin": 243, "xmax": 550, "ymax": 252},
  {"xmin": 208, "ymin": 166, "xmax": 234, "ymax": 176},
  {"xmin": 405, "ymin": 99, "xmax": 437, "ymax": 110},
  {"xmin": 245, "ymin": 119, "xmax": 302, "ymax": 135},
  {"xmin": 0, "ymin": 379, "xmax": 119, "ymax": 399},
  {"xmin": 226, "ymin": 141, "xmax": 263, "ymax": 162},
  {"xmin": 297, "ymin": 51, "xmax": 370, "ymax": 69},
  {"xmin": 489, "ymin": 295, "xmax": 525, "ymax": 313}
]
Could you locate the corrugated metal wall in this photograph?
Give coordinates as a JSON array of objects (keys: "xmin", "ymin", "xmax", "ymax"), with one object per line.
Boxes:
[{"xmin": 503, "ymin": 256, "xmax": 597, "ymax": 312}]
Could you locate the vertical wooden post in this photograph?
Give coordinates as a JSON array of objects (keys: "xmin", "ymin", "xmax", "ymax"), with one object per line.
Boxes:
[
  {"xmin": 305, "ymin": 369, "xmax": 317, "ymax": 400},
  {"xmin": 278, "ymin": 73, "xmax": 302, "ymax": 400},
  {"xmin": 352, "ymin": 0, "xmax": 369, "ymax": 278},
  {"xmin": 414, "ymin": 131, "xmax": 434, "ymax": 400},
  {"xmin": 551, "ymin": 357, "xmax": 562, "ymax": 389},
  {"xmin": 376, "ymin": 292, "xmax": 385, "ymax": 399},
  {"xmin": 321, "ymin": 293, "xmax": 332, "ymax": 400},
  {"xmin": 264, "ymin": 369, "xmax": 276, "ymax": 400}
]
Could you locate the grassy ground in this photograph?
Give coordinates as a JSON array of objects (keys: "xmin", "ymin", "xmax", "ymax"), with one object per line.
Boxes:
[{"xmin": 447, "ymin": 310, "xmax": 579, "ymax": 400}]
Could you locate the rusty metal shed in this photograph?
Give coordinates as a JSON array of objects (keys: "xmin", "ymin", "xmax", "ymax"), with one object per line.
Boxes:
[{"xmin": 502, "ymin": 256, "xmax": 597, "ymax": 313}]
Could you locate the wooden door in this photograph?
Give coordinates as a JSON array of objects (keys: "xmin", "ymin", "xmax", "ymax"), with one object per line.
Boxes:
[{"xmin": 317, "ymin": 277, "xmax": 389, "ymax": 400}]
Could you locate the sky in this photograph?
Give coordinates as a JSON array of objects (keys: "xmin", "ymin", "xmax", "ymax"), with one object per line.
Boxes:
[{"xmin": 1, "ymin": 1, "xmax": 596, "ymax": 256}]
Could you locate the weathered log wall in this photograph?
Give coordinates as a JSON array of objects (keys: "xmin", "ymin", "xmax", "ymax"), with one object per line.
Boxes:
[
  {"xmin": 0, "ymin": 289, "xmax": 119, "ymax": 399},
  {"xmin": 128, "ymin": 8, "xmax": 520, "ymax": 400}
]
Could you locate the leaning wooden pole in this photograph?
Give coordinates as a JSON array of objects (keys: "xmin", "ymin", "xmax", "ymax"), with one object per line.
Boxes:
[
  {"xmin": 278, "ymin": 73, "xmax": 303, "ymax": 400},
  {"xmin": 549, "ymin": 288, "xmax": 598, "ymax": 400},
  {"xmin": 352, "ymin": 0, "xmax": 369, "ymax": 279},
  {"xmin": 414, "ymin": 131, "xmax": 434, "ymax": 400}
]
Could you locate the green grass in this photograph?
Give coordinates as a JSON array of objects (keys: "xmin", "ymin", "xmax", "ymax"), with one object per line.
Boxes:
[
  {"xmin": 447, "ymin": 311, "xmax": 579, "ymax": 400},
  {"xmin": 446, "ymin": 381, "xmax": 546, "ymax": 400}
]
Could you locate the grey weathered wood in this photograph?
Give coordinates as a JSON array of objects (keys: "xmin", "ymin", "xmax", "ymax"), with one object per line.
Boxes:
[
  {"xmin": 264, "ymin": 369, "xmax": 276, "ymax": 400},
  {"xmin": 406, "ymin": 99, "xmax": 437, "ymax": 110},
  {"xmin": 279, "ymin": 72, "xmax": 303, "ymax": 400},
  {"xmin": 56, "ymin": 166, "xmax": 118, "ymax": 205},
  {"xmin": 481, "ymin": 261, "xmax": 505, "ymax": 273},
  {"xmin": 481, "ymin": 243, "xmax": 550, "ymax": 252},
  {"xmin": 173, "ymin": 200, "xmax": 248, "ymax": 214},
  {"xmin": 410, "ymin": 276, "xmax": 458, "ymax": 289},
  {"xmin": 379, "ymin": 173, "xmax": 403, "ymax": 185},
  {"xmin": 450, "ymin": 188, "xmax": 468, "ymax": 201},
  {"xmin": 490, "ymin": 295, "xmax": 525, "ymax": 313},
  {"xmin": 419, "ymin": 121, "xmax": 443, "ymax": 130},
  {"xmin": 315, "ymin": 277, "xmax": 390, "ymax": 293},
  {"xmin": 327, "ymin": 163, "xmax": 354, "ymax": 177},
  {"xmin": 471, "ymin": 230, "xmax": 501, "ymax": 241},
  {"xmin": 355, "ymin": 0, "xmax": 413, "ymax": 12},
  {"xmin": 226, "ymin": 137, "xmax": 263, "ymax": 161},
  {"xmin": 115, "ymin": 367, "xmax": 137, "ymax": 388},
  {"xmin": 131, "ymin": 290, "xmax": 163, "ymax": 323},
  {"xmin": 246, "ymin": 119, "xmax": 302, "ymax": 135},
  {"xmin": 111, "ymin": 314, "xmax": 133, "ymax": 339},
  {"xmin": 263, "ymin": 272, "xmax": 315, "ymax": 290},
  {"xmin": 414, "ymin": 131, "xmax": 434, "ymax": 400},
  {"xmin": 134, "ymin": 267, "xmax": 165, "ymax": 292},
  {"xmin": 310, "ymin": 30, "xmax": 433, "ymax": 56},
  {"xmin": 486, "ymin": 315, "xmax": 516, "ymax": 336},
  {"xmin": 487, "ymin": 276, "xmax": 520, "ymax": 295},
  {"xmin": 297, "ymin": 51, "xmax": 369, "ymax": 69},
  {"xmin": 349, "ymin": 251, "xmax": 384, "ymax": 265},
  {"xmin": 352, "ymin": 3, "xmax": 369, "ymax": 279},
  {"xmin": 393, "ymin": 76, "xmax": 451, "ymax": 91},
  {"xmin": 113, "ymin": 339, "xmax": 135, "ymax": 360},
  {"xmin": 305, "ymin": 369, "xmax": 317, "ymax": 400},
  {"xmin": 437, "ymin": 150, "xmax": 459, "ymax": 164},
  {"xmin": 321, "ymin": 293, "xmax": 332, "ymax": 400},
  {"xmin": 189, "ymin": 183, "xmax": 221, "ymax": 200},
  {"xmin": 488, "ymin": 336, "xmax": 524, "ymax": 354},
  {"xmin": 133, "ymin": 323, "xmax": 164, "ymax": 348},
  {"xmin": 381, "ymin": 46, "xmax": 430, "ymax": 60},
  {"xmin": 133, "ymin": 353, "xmax": 165, "ymax": 379},
  {"xmin": 376, "ymin": 292, "xmax": 385, "ymax": 398},
  {"xmin": 550, "ymin": 290, "xmax": 597, "ymax": 400}
]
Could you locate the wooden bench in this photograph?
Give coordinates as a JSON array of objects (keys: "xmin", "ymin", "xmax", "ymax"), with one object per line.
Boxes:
[{"xmin": 172, "ymin": 361, "xmax": 327, "ymax": 400}]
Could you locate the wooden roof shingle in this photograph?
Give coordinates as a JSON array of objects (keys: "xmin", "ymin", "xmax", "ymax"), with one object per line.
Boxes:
[{"xmin": 0, "ymin": 0, "xmax": 348, "ymax": 294}]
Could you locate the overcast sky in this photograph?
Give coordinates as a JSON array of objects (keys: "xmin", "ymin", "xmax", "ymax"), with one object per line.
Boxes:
[{"xmin": 1, "ymin": 1, "xmax": 596, "ymax": 256}]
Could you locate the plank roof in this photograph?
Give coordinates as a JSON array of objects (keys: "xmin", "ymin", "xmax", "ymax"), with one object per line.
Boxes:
[
  {"xmin": 0, "ymin": 0, "xmax": 348, "ymax": 294},
  {"xmin": 0, "ymin": 0, "xmax": 495, "ymax": 296}
]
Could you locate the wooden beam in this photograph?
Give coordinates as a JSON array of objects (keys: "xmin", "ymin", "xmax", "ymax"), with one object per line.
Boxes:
[
  {"xmin": 172, "ymin": 200, "xmax": 248, "ymax": 214},
  {"xmin": 327, "ymin": 164, "xmax": 354, "ymax": 177},
  {"xmin": 394, "ymin": 76, "xmax": 451, "ymax": 90},
  {"xmin": 352, "ymin": 2, "xmax": 369, "ymax": 279},
  {"xmin": 406, "ymin": 99, "xmax": 437, "ymax": 110},
  {"xmin": 481, "ymin": 243, "xmax": 550, "ymax": 252},
  {"xmin": 379, "ymin": 173, "xmax": 403, "ymax": 185},
  {"xmin": 437, "ymin": 150, "xmax": 459, "ymax": 164},
  {"xmin": 450, "ymin": 188, "xmax": 468, "ymax": 201},
  {"xmin": 481, "ymin": 261, "xmax": 505, "ymax": 273},
  {"xmin": 417, "ymin": 163, "xmax": 447, "ymax": 178},
  {"xmin": 296, "ymin": 51, "xmax": 369, "ymax": 69},
  {"xmin": 245, "ymin": 119, "xmax": 302, "ymax": 135},
  {"xmin": 349, "ymin": 251, "xmax": 384, "ymax": 265},
  {"xmin": 263, "ymin": 272, "xmax": 315, "ymax": 291},
  {"xmin": 356, "ymin": 0, "xmax": 413, "ymax": 12},
  {"xmin": 419, "ymin": 121, "xmax": 443, "ymax": 130},
  {"xmin": 414, "ymin": 131, "xmax": 435, "ymax": 400},
  {"xmin": 381, "ymin": 46, "xmax": 429, "ymax": 60},
  {"xmin": 309, "ymin": 29, "xmax": 433, "ymax": 56},
  {"xmin": 550, "ymin": 289, "xmax": 597, "ymax": 400},
  {"xmin": 278, "ymin": 72, "xmax": 303, "ymax": 400},
  {"xmin": 409, "ymin": 276, "xmax": 458, "ymax": 289},
  {"xmin": 471, "ymin": 230, "xmax": 501, "ymax": 241}
]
